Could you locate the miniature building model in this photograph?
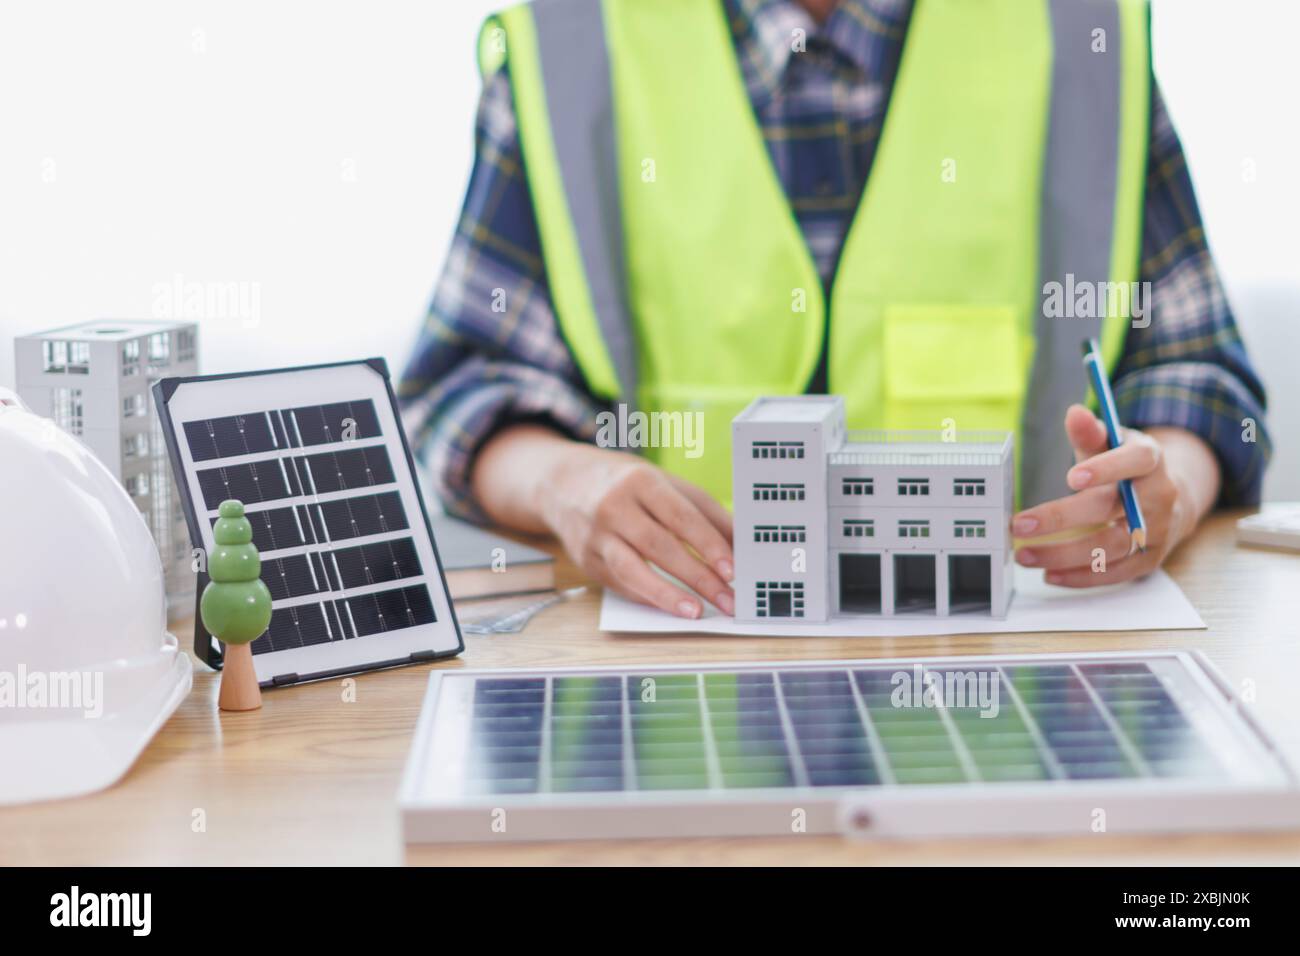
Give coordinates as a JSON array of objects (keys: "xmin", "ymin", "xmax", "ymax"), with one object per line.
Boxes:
[
  {"xmin": 15, "ymin": 320, "xmax": 199, "ymax": 610},
  {"xmin": 732, "ymin": 396, "xmax": 1014, "ymax": 622}
]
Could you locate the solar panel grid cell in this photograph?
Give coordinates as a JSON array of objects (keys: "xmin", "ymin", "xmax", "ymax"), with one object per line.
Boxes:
[
  {"xmin": 1080, "ymin": 663, "xmax": 1221, "ymax": 778},
  {"xmin": 459, "ymin": 662, "xmax": 1226, "ymax": 796},
  {"xmin": 330, "ymin": 537, "xmax": 423, "ymax": 589},
  {"xmin": 343, "ymin": 584, "xmax": 436, "ymax": 638},
  {"xmin": 469, "ymin": 679, "xmax": 545, "ymax": 795},
  {"xmin": 184, "ymin": 400, "xmax": 383, "ymax": 462},
  {"xmin": 234, "ymin": 504, "xmax": 310, "ymax": 552},
  {"xmin": 299, "ymin": 445, "xmax": 394, "ymax": 496},
  {"xmin": 253, "ymin": 601, "xmax": 334, "ymax": 653},
  {"xmin": 196, "ymin": 458, "xmax": 294, "ymax": 510},
  {"xmin": 185, "ymin": 398, "xmax": 431, "ymax": 655},
  {"xmin": 260, "ymin": 553, "xmax": 326, "ymax": 602}
]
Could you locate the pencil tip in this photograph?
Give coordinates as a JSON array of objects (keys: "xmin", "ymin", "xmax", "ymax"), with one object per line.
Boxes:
[{"xmin": 1132, "ymin": 527, "xmax": 1147, "ymax": 553}]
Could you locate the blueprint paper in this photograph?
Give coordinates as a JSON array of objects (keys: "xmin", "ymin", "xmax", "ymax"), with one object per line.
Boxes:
[{"xmin": 598, "ymin": 566, "xmax": 1205, "ymax": 637}]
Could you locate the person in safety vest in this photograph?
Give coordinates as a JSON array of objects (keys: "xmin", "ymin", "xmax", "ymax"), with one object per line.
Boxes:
[{"xmin": 400, "ymin": 0, "xmax": 1270, "ymax": 619}]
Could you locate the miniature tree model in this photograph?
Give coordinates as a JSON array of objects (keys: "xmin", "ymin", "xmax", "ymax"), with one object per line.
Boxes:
[{"xmin": 200, "ymin": 499, "xmax": 273, "ymax": 711}]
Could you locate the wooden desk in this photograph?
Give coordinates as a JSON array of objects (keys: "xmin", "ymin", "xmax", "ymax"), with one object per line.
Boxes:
[{"xmin": 3, "ymin": 511, "xmax": 1298, "ymax": 866}]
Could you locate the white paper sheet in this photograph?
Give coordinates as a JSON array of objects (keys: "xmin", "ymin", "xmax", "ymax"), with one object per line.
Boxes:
[{"xmin": 599, "ymin": 566, "xmax": 1205, "ymax": 637}]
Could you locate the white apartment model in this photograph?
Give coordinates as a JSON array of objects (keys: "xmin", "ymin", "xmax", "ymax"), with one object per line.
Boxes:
[
  {"xmin": 732, "ymin": 396, "xmax": 1014, "ymax": 622},
  {"xmin": 15, "ymin": 320, "xmax": 199, "ymax": 608}
]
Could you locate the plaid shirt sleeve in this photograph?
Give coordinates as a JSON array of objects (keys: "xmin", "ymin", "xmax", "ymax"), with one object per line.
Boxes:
[
  {"xmin": 1111, "ymin": 84, "xmax": 1271, "ymax": 505},
  {"xmin": 398, "ymin": 64, "xmax": 604, "ymax": 522}
]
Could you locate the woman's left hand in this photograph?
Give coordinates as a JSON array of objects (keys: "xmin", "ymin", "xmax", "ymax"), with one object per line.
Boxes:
[{"xmin": 1010, "ymin": 404, "xmax": 1218, "ymax": 587}]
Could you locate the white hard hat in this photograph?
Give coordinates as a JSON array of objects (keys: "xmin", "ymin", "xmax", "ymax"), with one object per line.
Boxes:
[{"xmin": 0, "ymin": 387, "xmax": 192, "ymax": 805}]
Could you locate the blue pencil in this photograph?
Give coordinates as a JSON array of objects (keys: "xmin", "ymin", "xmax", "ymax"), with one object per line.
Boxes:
[{"xmin": 1082, "ymin": 339, "xmax": 1146, "ymax": 552}]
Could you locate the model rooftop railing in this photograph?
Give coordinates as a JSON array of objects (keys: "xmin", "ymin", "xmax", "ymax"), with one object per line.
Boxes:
[
  {"xmin": 844, "ymin": 429, "xmax": 1011, "ymax": 446},
  {"xmin": 830, "ymin": 429, "xmax": 1012, "ymax": 467}
]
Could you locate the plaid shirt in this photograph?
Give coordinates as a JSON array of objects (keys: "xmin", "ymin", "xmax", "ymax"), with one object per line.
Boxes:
[{"xmin": 400, "ymin": 0, "xmax": 1270, "ymax": 520}]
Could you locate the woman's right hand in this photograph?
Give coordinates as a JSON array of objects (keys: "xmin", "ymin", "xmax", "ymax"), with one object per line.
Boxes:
[
  {"xmin": 472, "ymin": 425, "xmax": 735, "ymax": 619},
  {"xmin": 538, "ymin": 442, "xmax": 735, "ymax": 619}
]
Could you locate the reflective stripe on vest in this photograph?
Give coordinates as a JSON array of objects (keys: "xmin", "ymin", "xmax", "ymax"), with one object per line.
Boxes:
[{"xmin": 481, "ymin": 0, "xmax": 1149, "ymax": 508}]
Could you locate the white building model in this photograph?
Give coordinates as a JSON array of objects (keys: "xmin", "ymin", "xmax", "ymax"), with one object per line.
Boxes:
[
  {"xmin": 15, "ymin": 320, "xmax": 199, "ymax": 610},
  {"xmin": 732, "ymin": 396, "xmax": 1014, "ymax": 622}
]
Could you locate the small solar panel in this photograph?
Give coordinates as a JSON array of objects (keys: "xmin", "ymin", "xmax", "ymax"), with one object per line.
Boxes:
[
  {"xmin": 400, "ymin": 651, "xmax": 1300, "ymax": 842},
  {"xmin": 154, "ymin": 359, "xmax": 462, "ymax": 684}
]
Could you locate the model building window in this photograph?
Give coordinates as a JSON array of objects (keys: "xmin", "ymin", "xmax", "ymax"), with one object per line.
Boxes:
[
  {"xmin": 752, "ymin": 440, "xmax": 805, "ymax": 460},
  {"xmin": 954, "ymin": 478, "xmax": 986, "ymax": 496},
  {"xmin": 67, "ymin": 341, "xmax": 91, "ymax": 374},
  {"xmin": 147, "ymin": 332, "xmax": 170, "ymax": 365},
  {"xmin": 123, "ymin": 393, "xmax": 148, "ymax": 418},
  {"xmin": 841, "ymin": 477, "xmax": 874, "ymax": 496},
  {"xmin": 752, "ymin": 483, "xmax": 805, "ymax": 501},
  {"xmin": 899, "ymin": 519, "xmax": 930, "ymax": 538},
  {"xmin": 954, "ymin": 520, "xmax": 987, "ymax": 539},
  {"xmin": 42, "ymin": 340, "xmax": 68, "ymax": 373},
  {"xmin": 754, "ymin": 525, "xmax": 806, "ymax": 543},
  {"xmin": 176, "ymin": 329, "xmax": 196, "ymax": 362},
  {"xmin": 898, "ymin": 478, "xmax": 929, "ymax": 496},
  {"xmin": 755, "ymin": 581, "xmax": 804, "ymax": 618},
  {"xmin": 842, "ymin": 519, "xmax": 874, "ymax": 538},
  {"xmin": 51, "ymin": 388, "xmax": 83, "ymax": 435},
  {"xmin": 123, "ymin": 432, "xmax": 150, "ymax": 459},
  {"xmin": 122, "ymin": 339, "xmax": 141, "ymax": 376}
]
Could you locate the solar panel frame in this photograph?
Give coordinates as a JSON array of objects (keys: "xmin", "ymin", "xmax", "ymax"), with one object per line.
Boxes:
[
  {"xmin": 400, "ymin": 650, "xmax": 1300, "ymax": 843},
  {"xmin": 153, "ymin": 358, "xmax": 463, "ymax": 685}
]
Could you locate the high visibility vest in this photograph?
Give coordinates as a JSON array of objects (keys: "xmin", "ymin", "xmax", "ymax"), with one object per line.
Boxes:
[{"xmin": 480, "ymin": 0, "xmax": 1149, "ymax": 508}]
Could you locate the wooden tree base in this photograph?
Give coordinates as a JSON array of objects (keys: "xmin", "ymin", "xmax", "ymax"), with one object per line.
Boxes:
[{"xmin": 219, "ymin": 642, "xmax": 263, "ymax": 712}]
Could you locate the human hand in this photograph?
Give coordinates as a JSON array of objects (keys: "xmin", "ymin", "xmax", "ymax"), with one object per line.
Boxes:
[
  {"xmin": 1011, "ymin": 404, "xmax": 1207, "ymax": 588},
  {"xmin": 538, "ymin": 443, "xmax": 734, "ymax": 618}
]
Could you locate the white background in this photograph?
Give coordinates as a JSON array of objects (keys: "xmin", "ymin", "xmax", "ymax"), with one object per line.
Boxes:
[{"xmin": 1, "ymin": 0, "xmax": 1296, "ymax": 499}]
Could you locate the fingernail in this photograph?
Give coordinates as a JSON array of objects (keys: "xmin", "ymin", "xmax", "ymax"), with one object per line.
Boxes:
[
  {"xmin": 1045, "ymin": 572, "xmax": 1063, "ymax": 585},
  {"xmin": 677, "ymin": 600, "xmax": 700, "ymax": 619},
  {"xmin": 716, "ymin": 591, "xmax": 735, "ymax": 615},
  {"xmin": 717, "ymin": 559, "xmax": 734, "ymax": 581},
  {"xmin": 1068, "ymin": 468, "xmax": 1092, "ymax": 490},
  {"xmin": 1016, "ymin": 549, "xmax": 1037, "ymax": 566},
  {"xmin": 1012, "ymin": 516, "xmax": 1039, "ymax": 536}
]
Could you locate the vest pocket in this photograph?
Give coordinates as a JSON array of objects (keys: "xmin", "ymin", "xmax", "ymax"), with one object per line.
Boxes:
[{"xmin": 882, "ymin": 303, "xmax": 1029, "ymax": 433}]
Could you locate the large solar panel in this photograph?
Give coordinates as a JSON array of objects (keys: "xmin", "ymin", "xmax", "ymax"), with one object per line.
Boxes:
[
  {"xmin": 400, "ymin": 651, "xmax": 1300, "ymax": 842},
  {"xmin": 154, "ymin": 360, "xmax": 462, "ymax": 684}
]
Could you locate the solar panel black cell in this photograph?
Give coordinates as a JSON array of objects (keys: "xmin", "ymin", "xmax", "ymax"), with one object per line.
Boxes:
[
  {"xmin": 214, "ymin": 504, "xmax": 309, "ymax": 553},
  {"xmin": 270, "ymin": 409, "xmax": 290, "ymax": 449},
  {"xmin": 316, "ymin": 491, "xmax": 408, "ymax": 540},
  {"xmin": 183, "ymin": 412, "xmax": 280, "ymax": 462},
  {"xmin": 253, "ymin": 601, "xmax": 335, "ymax": 654},
  {"xmin": 196, "ymin": 458, "xmax": 294, "ymax": 510},
  {"xmin": 342, "ymin": 584, "xmax": 436, "ymax": 638},
  {"xmin": 260, "ymin": 553, "xmax": 327, "ymax": 601},
  {"xmin": 185, "ymin": 400, "xmax": 385, "ymax": 463},
  {"xmin": 300, "ymin": 445, "xmax": 395, "ymax": 495},
  {"xmin": 181, "ymin": 420, "xmax": 221, "ymax": 462},
  {"xmin": 287, "ymin": 400, "xmax": 382, "ymax": 447},
  {"xmin": 324, "ymin": 601, "xmax": 347, "ymax": 641},
  {"xmin": 329, "ymin": 538, "xmax": 423, "ymax": 590}
]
